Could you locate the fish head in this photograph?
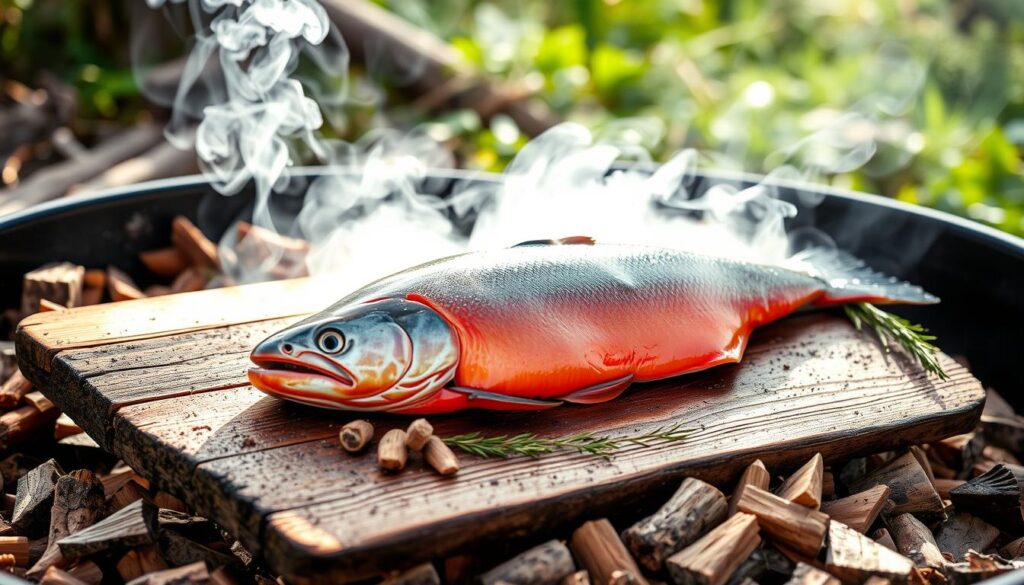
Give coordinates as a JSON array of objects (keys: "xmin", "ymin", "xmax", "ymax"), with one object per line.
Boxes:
[{"xmin": 248, "ymin": 297, "xmax": 459, "ymax": 411}]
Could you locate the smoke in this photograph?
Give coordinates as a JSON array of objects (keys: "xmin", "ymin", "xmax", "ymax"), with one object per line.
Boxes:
[{"xmin": 138, "ymin": 0, "xmax": 942, "ymax": 297}]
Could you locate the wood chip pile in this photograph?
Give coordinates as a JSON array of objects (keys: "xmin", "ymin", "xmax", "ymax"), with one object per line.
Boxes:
[{"xmin": 1, "ymin": 216, "xmax": 1021, "ymax": 584}]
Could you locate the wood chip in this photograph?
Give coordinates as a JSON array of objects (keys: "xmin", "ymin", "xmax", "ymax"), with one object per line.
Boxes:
[
  {"xmin": 819, "ymin": 484, "xmax": 890, "ymax": 533},
  {"xmin": 139, "ymin": 247, "xmax": 190, "ymax": 279},
  {"xmin": 171, "ymin": 216, "xmax": 219, "ymax": 271},
  {"xmin": 116, "ymin": 545, "xmax": 168, "ymax": 583},
  {"xmin": 872, "ymin": 528, "xmax": 897, "ymax": 552},
  {"xmin": 847, "ymin": 452, "xmax": 944, "ymax": 518},
  {"xmin": 785, "ymin": 562, "xmax": 840, "ymax": 585},
  {"xmin": 887, "ymin": 513, "xmax": 944, "ymax": 569},
  {"xmin": 623, "ymin": 477, "xmax": 727, "ymax": 572},
  {"xmin": 729, "ymin": 460, "xmax": 771, "ymax": 517},
  {"xmin": 22, "ymin": 391, "xmax": 54, "ymax": 413},
  {"xmin": 1002, "ymin": 536, "xmax": 1024, "ymax": 560},
  {"xmin": 777, "ymin": 454, "xmax": 823, "ymax": 509},
  {"xmin": 169, "ymin": 267, "xmax": 207, "ymax": 294},
  {"xmin": 479, "ymin": 540, "xmax": 574, "ymax": 585},
  {"xmin": 152, "ymin": 492, "xmax": 186, "ymax": 513},
  {"xmin": 81, "ymin": 270, "xmax": 105, "ymax": 290},
  {"xmin": 0, "ymin": 369, "xmax": 32, "ymax": 409},
  {"xmin": 66, "ymin": 560, "xmax": 102, "ymax": 584},
  {"xmin": 106, "ymin": 267, "xmax": 145, "ymax": 302},
  {"xmin": 38, "ymin": 299, "xmax": 65, "ymax": 312},
  {"xmin": 158, "ymin": 530, "xmax": 238, "ymax": 571},
  {"xmin": 423, "ymin": 436, "xmax": 459, "ymax": 476},
  {"xmin": 821, "ymin": 471, "xmax": 835, "ymax": 499},
  {"xmin": 948, "ymin": 463, "xmax": 1024, "ymax": 532},
  {"xmin": 21, "ymin": 263, "xmax": 84, "ymax": 316},
  {"xmin": 930, "ymin": 434, "xmax": 983, "ymax": 475},
  {"xmin": 39, "ymin": 566, "xmax": 88, "ymax": 585},
  {"xmin": 109, "ymin": 480, "xmax": 150, "ymax": 514},
  {"xmin": 933, "ymin": 478, "xmax": 964, "ymax": 500},
  {"xmin": 57, "ymin": 499, "xmax": 159, "ymax": 558},
  {"xmin": 824, "ymin": 521, "xmax": 914, "ymax": 583},
  {"xmin": 378, "ymin": 429, "xmax": 408, "ymax": 472},
  {"xmin": 12, "ymin": 459, "xmax": 64, "ymax": 536},
  {"xmin": 101, "ymin": 464, "xmax": 150, "ymax": 497},
  {"xmin": 53, "ymin": 414, "xmax": 82, "ymax": 441},
  {"xmin": 339, "ymin": 420, "xmax": 373, "ymax": 453},
  {"xmin": 28, "ymin": 469, "xmax": 106, "ymax": 577},
  {"xmin": 405, "ymin": 418, "xmax": 433, "ymax": 452},
  {"xmin": 0, "ymin": 536, "xmax": 29, "ymax": 566},
  {"xmin": 570, "ymin": 519, "xmax": 645, "ymax": 585},
  {"xmin": 735, "ymin": 486, "xmax": 828, "ymax": 558},
  {"xmin": 665, "ymin": 511, "xmax": 760, "ymax": 585}
]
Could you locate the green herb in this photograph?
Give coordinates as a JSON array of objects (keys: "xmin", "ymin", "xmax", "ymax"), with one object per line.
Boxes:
[
  {"xmin": 442, "ymin": 422, "xmax": 693, "ymax": 460},
  {"xmin": 843, "ymin": 302, "xmax": 947, "ymax": 379}
]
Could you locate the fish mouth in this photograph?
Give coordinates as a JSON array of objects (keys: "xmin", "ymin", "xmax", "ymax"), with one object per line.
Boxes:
[{"xmin": 249, "ymin": 355, "xmax": 355, "ymax": 388}]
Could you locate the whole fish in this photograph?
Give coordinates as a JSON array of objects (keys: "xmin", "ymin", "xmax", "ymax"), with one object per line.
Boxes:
[{"xmin": 248, "ymin": 239, "xmax": 936, "ymax": 414}]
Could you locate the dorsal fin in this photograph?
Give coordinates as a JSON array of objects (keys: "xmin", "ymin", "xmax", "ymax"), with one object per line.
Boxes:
[{"xmin": 513, "ymin": 236, "xmax": 596, "ymax": 248}]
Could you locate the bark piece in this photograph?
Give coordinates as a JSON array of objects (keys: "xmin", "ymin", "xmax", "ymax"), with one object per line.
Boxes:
[
  {"xmin": 21, "ymin": 263, "xmax": 84, "ymax": 316},
  {"xmin": 570, "ymin": 519, "xmax": 645, "ymax": 585},
  {"xmin": 623, "ymin": 477, "xmax": 728, "ymax": 572},
  {"xmin": 139, "ymin": 248, "xmax": 190, "ymax": 279},
  {"xmin": 785, "ymin": 563, "xmax": 840, "ymax": 585},
  {"xmin": 405, "ymin": 418, "xmax": 433, "ymax": 452},
  {"xmin": 933, "ymin": 514, "xmax": 998, "ymax": 562},
  {"xmin": 12, "ymin": 459, "xmax": 64, "ymax": 536},
  {"xmin": 28, "ymin": 469, "xmax": 106, "ymax": 577},
  {"xmin": 847, "ymin": 452, "xmax": 944, "ymax": 518},
  {"xmin": 777, "ymin": 454, "xmax": 824, "ymax": 509},
  {"xmin": 480, "ymin": 540, "xmax": 575, "ymax": 585},
  {"xmin": 824, "ymin": 521, "xmax": 914, "ymax": 583},
  {"xmin": 382, "ymin": 562, "xmax": 441, "ymax": 585},
  {"xmin": 729, "ymin": 461, "xmax": 771, "ymax": 517},
  {"xmin": 735, "ymin": 486, "xmax": 828, "ymax": 558},
  {"xmin": 171, "ymin": 216, "xmax": 219, "ymax": 271},
  {"xmin": 887, "ymin": 513, "xmax": 944, "ymax": 569},
  {"xmin": 125, "ymin": 561, "xmax": 209, "ymax": 585},
  {"xmin": 665, "ymin": 512, "xmax": 760, "ymax": 585},
  {"xmin": 57, "ymin": 499, "xmax": 158, "ymax": 558},
  {"xmin": 949, "ymin": 463, "xmax": 1024, "ymax": 532},
  {"xmin": 158, "ymin": 530, "xmax": 238, "ymax": 570},
  {"xmin": 378, "ymin": 429, "xmax": 408, "ymax": 472},
  {"xmin": 106, "ymin": 267, "xmax": 145, "ymax": 302},
  {"xmin": 819, "ymin": 485, "xmax": 890, "ymax": 533},
  {"xmin": 339, "ymin": 420, "xmax": 373, "ymax": 453},
  {"xmin": 0, "ymin": 370, "xmax": 32, "ymax": 410},
  {"xmin": 116, "ymin": 545, "xmax": 168, "ymax": 583},
  {"xmin": 942, "ymin": 551, "xmax": 1024, "ymax": 585},
  {"xmin": 423, "ymin": 436, "xmax": 459, "ymax": 476}
]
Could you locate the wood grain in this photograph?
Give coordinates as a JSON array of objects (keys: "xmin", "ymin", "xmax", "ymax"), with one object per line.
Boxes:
[{"xmin": 16, "ymin": 292, "xmax": 985, "ymax": 585}]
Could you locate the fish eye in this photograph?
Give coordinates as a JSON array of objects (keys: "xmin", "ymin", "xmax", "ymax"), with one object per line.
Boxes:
[{"xmin": 316, "ymin": 329, "xmax": 345, "ymax": 354}]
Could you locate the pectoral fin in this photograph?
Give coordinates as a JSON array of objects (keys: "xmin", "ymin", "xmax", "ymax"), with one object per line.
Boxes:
[{"xmin": 558, "ymin": 374, "xmax": 634, "ymax": 404}]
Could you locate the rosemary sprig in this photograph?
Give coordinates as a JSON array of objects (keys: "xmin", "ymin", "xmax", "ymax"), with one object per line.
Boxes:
[
  {"xmin": 843, "ymin": 302, "xmax": 947, "ymax": 379},
  {"xmin": 442, "ymin": 422, "xmax": 694, "ymax": 460}
]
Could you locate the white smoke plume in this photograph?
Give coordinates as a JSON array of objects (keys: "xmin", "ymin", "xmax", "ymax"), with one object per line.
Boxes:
[{"xmin": 141, "ymin": 0, "xmax": 930, "ymax": 298}]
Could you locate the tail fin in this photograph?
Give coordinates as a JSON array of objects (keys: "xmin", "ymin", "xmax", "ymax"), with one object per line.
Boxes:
[{"xmin": 786, "ymin": 248, "xmax": 939, "ymax": 306}]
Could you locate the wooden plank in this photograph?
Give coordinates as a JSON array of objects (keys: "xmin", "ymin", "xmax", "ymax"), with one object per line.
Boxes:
[
  {"xmin": 17, "ymin": 291, "xmax": 985, "ymax": 583},
  {"xmin": 16, "ymin": 277, "xmax": 334, "ymax": 372}
]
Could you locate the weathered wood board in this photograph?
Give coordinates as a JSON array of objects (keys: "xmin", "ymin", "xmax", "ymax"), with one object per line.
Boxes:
[{"xmin": 16, "ymin": 279, "xmax": 985, "ymax": 583}]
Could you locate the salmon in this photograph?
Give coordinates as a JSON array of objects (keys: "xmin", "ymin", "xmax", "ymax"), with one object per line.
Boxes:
[{"xmin": 247, "ymin": 239, "xmax": 936, "ymax": 413}]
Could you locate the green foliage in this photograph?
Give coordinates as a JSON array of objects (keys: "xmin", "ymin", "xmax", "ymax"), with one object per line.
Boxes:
[{"xmin": 3, "ymin": 0, "xmax": 1024, "ymax": 236}]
